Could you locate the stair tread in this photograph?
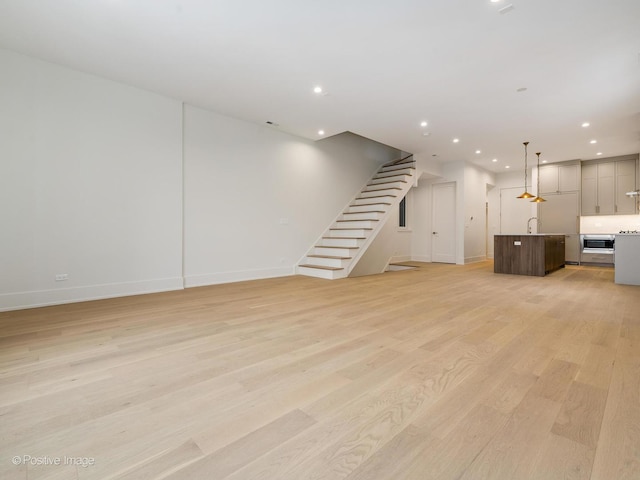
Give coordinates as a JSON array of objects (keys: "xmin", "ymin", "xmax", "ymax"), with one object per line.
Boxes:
[
  {"xmin": 330, "ymin": 227, "xmax": 374, "ymax": 231},
  {"xmin": 373, "ymin": 175, "xmax": 411, "ymax": 180},
  {"xmin": 322, "ymin": 236, "xmax": 366, "ymax": 239},
  {"xmin": 307, "ymin": 254, "xmax": 352, "ymax": 260},
  {"xmin": 299, "ymin": 264, "xmax": 344, "ymax": 271},
  {"xmin": 336, "ymin": 219, "xmax": 379, "ymax": 222},
  {"xmin": 344, "ymin": 210, "xmax": 385, "ymax": 214},
  {"xmin": 368, "ymin": 180, "xmax": 408, "ymax": 185},
  {"xmin": 350, "ymin": 202, "xmax": 392, "ymax": 206},
  {"xmin": 357, "ymin": 194, "xmax": 398, "ymax": 199},
  {"xmin": 317, "ymin": 245, "xmax": 360, "ymax": 249}
]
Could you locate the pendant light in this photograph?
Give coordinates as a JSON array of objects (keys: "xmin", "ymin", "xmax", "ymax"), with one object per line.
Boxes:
[
  {"xmin": 531, "ymin": 152, "xmax": 546, "ymax": 203},
  {"xmin": 517, "ymin": 141, "xmax": 534, "ymax": 199}
]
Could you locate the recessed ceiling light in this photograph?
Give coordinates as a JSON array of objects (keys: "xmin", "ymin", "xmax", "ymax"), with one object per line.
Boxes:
[
  {"xmin": 420, "ymin": 121, "xmax": 428, "ymax": 127},
  {"xmin": 492, "ymin": 158, "xmax": 498, "ymax": 162},
  {"xmin": 318, "ymin": 130, "xmax": 325, "ymax": 135},
  {"xmin": 542, "ymin": 160, "xmax": 548, "ymax": 164},
  {"xmin": 516, "ymin": 87, "xmax": 527, "ymax": 92},
  {"xmin": 596, "ymin": 152, "xmax": 603, "ymax": 156},
  {"xmin": 453, "ymin": 138, "xmax": 460, "ymax": 143},
  {"xmin": 475, "ymin": 150, "xmax": 481, "ymax": 154},
  {"xmin": 313, "ymin": 86, "xmax": 323, "ymax": 94},
  {"xmin": 490, "ymin": 0, "xmax": 501, "ymax": 3},
  {"xmin": 505, "ymin": 165, "xmax": 510, "ymax": 169},
  {"xmin": 590, "ymin": 139, "xmax": 597, "ymax": 144},
  {"xmin": 582, "ymin": 122, "xmax": 590, "ymax": 128},
  {"xmin": 422, "ymin": 132, "xmax": 431, "ymax": 136}
]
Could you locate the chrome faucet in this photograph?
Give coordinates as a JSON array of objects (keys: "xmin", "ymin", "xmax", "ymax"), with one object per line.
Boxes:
[{"xmin": 527, "ymin": 217, "xmax": 539, "ymax": 234}]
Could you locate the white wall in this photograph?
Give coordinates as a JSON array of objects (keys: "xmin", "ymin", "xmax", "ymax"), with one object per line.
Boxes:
[
  {"xmin": 183, "ymin": 106, "xmax": 401, "ymax": 286},
  {"xmin": 0, "ymin": 50, "xmax": 183, "ymax": 311}
]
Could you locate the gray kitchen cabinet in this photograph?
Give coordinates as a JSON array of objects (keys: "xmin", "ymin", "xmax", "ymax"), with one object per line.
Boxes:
[
  {"xmin": 539, "ymin": 162, "xmax": 580, "ymax": 194},
  {"xmin": 538, "ymin": 192, "xmax": 580, "ymax": 263},
  {"xmin": 581, "ymin": 160, "xmax": 618, "ymax": 215},
  {"xmin": 581, "ymin": 156, "xmax": 638, "ymax": 216},
  {"xmin": 615, "ymin": 159, "xmax": 637, "ymax": 214}
]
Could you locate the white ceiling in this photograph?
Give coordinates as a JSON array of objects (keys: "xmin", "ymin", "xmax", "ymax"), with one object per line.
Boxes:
[{"xmin": 1, "ymin": 0, "xmax": 639, "ymax": 172}]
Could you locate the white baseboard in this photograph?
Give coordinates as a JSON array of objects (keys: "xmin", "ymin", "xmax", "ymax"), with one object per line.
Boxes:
[
  {"xmin": 0, "ymin": 277, "xmax": 185, "ymax": 312},
  {"xmin": 464, "ymin": 255, "xmax": 487, "ymax": 264},
  {"xmin": 411, "ymin": 255, "xmax": 432, "ymax": 263},
  {"xmin": 184, "ymin": 266, "xmax": 295, "ymax": 288},
  {"xmin": 389, "ymin": 255, "xmax": 412, "ymax": 264}
]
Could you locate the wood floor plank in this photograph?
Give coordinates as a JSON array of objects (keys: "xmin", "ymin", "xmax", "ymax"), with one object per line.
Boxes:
[
  {"xmin": 551, "ymin": 381, "xmax": 608, "ymax": 449},
  {"xmin": 402, "ymin": 404, "xmax": 509, "ymax": 480},
  {"xmin": 529, "ymin": 358, "xmax": 580, "ymax": 402},
  {"xmin": 529, "ymin": 433, "xmax": 594, "ymax": 480},
  {"xmin": 590, "ymin": 340, "xmax": 640, "ymax": 480},
  {"xmin": 164, "ymin": 410, "xmax": 316, "ymax": 479},
  {"xmin": 458, "ymin": 392, "xmax": 563, "ymax": 480}
]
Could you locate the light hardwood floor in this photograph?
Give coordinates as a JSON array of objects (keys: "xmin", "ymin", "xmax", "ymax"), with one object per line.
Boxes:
[{"xmin": 1, "ymin": 262, "xmax": 639, "ymax": 479}]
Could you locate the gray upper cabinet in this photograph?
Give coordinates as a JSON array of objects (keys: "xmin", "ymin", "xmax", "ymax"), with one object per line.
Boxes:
[
  {"xmin": 616, "ymin": 159, "xmax": 637, "ymax": 214},
  {"xmin": 539, "ymin": 162, "xmax": 580, "ymax": 194},
  {"xmin": 581, "ymin": 155, "xmax": 638, "ymax": 215}
]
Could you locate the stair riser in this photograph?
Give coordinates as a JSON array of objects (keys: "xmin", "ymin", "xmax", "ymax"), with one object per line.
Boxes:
[
  {"xmin": 314, "ymin": 247, "xmax": 354, "ymax": 256},
  {"xmin": 364, "ymin": 182, "xmax": 405, "ymax": 191},
  {"xmin": 369, "ymin": 175, "xmax": 408, "ymax": 184},
  {"xmin": 346, "ymin": 204, "xmax": 388, "ymax": 213},
  {"xmin": 319, "ymin": 237, "xmax": 362, "ymax": 247},
  {"xmin": 297, "ymin": 266, "xmax": 339, "ymax": 280},
  {"xmin": 334, "ymin": 221, "xmax": 376, "ymax": 229},
  {"xmin": 328, "ymin": 229, "xmax": 370, "ymax": 237},
  {"xmin": 299, "ymin": 267, "xmax": 347, "ymax": 280},
  {"xmin": 375, "ymin": 168, "xmax": 413, "ymax": 178},
  {"xmin": 359, "ymin": 190, "xmax": 399, "ymax": 199},
  {"xmin": 305, "ymin": 257, "xmax": 350, "ymax": 268},
  {"xmin": 341, "ymin": 212, "xmax": 382, "ymax": 221}
]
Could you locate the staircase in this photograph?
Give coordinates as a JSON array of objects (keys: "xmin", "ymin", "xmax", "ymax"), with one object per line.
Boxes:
[{"xmin": 297, "ymin": 156, "xmax": 416, "ymax": 279}]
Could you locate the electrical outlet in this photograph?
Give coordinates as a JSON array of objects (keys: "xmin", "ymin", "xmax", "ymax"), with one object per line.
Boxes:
[{"xmin": 55, "ymin": 274, "xmax": 69, "ymax": 282}]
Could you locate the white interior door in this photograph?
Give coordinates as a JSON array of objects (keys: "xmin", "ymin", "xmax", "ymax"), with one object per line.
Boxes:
[{"xmin": 432, "ymin": 182, "xmax": 456, "ymax": 263}]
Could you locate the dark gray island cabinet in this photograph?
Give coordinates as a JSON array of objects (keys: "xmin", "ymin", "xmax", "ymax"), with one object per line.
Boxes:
[{"xmin": 494, "ymin": 235, "xmax": 565, "ymax": 277}]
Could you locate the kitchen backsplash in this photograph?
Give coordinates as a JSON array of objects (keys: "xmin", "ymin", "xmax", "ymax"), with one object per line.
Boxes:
[{"xmin": 581, "ymin": 214, "xmax": 640, "ymax": 233}]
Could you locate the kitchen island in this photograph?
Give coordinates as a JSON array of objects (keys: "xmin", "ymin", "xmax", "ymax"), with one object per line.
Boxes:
[
  {"xmin": 494, "ymin": 234, "xmax": 565, "ymax": 277},
  {"xmin": 614, "ymin": 233, "xmax": 640, "ymax": 285}
]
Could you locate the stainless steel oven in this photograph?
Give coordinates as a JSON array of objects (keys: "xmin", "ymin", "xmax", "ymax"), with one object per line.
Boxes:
[{"xmin": 580, "ymin": 234, "xmax": 615, "ymax": 265}]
